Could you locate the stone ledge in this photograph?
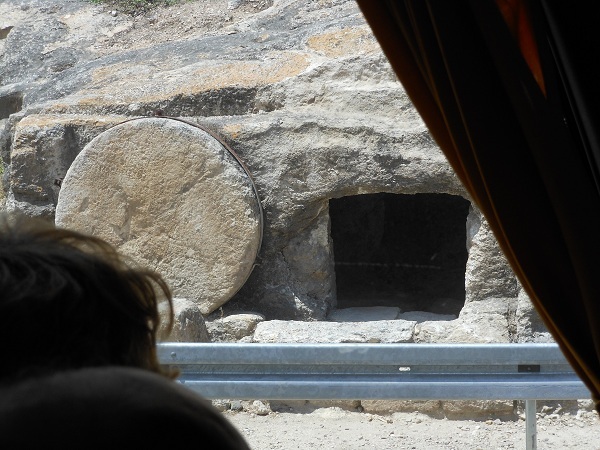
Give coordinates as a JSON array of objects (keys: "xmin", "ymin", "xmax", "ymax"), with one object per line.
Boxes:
[{"xmin": 252, "ymin": 319, "xmax": 415, "ymax": 343}]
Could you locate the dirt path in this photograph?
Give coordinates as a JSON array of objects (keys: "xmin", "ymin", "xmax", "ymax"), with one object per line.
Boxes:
[{"xmin": 225, "ymin": 407, "xmax": 600, "ymax": 449}]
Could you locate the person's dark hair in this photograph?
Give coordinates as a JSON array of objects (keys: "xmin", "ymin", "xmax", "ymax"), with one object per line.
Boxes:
[{"xmin": 0, "ymin": 214, "xmax": 174, "ymax": 383}]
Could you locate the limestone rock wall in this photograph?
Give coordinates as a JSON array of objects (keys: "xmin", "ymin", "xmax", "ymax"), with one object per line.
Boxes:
[{"xmin": 0, "ymin": 0, "xmax": 551, "ymax": 343}]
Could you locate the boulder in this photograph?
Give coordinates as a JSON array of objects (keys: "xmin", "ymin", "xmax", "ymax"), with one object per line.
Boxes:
[
  {"xmin": 158, "ymin": 298, "xmax": 210, "ymax": 342},
  {"xmin": 55, "ymin": 118, "xmax": 262, "ymax": 314},
  {"xmin": 206, "ymin": 312, "xmax": 265, "ymax": 342}
]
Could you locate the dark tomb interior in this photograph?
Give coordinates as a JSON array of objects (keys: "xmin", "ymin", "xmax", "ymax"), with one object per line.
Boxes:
[{"xmin": 330, "ymin": 193, "xmax": 470, "ymax": 316}]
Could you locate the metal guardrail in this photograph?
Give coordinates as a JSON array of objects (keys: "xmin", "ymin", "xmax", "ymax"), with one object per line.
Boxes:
[{"xmin": 158, "ymin": 343, "xmax": 589, "ymax": 450}]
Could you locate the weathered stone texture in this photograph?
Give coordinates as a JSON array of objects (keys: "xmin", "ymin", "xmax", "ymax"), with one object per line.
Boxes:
[
  {"xmin": 7, "ymin": 114, "xmax": 122, "ymax": 218},
  {"xmin": 270, "ymin": 399, "xmax": 362, "ymax": 414},
  {"xmin": 2, "ymin": 0, "xmax": 523, "ymax": 323},
  {"xmin": 327, "ymin": 306, "xmax": 401, "ymax": 322},
  {"xmin": 398, "ymin": 311, "xmax": 456, "ymax": 323},
  {"xmin": 55, "ymin": 118, "xmax": 262, "ymax": 314},
  {"xmin": 253, "ymin": 319, "xmax": 415, "ymax": 343},
  {"xmin": 441, "ymin": 400, "xmax": 515, "ymax": 420},
  {"xmin": 214, "ymin": 112, "xmax": 461, "ymax": 319},
  {"xmin": 159, "ymin": 298, "xmax": 210, "ymax": 342},
  {"xmin": 206, "ymin": 313, "xmax": 266, "ymax": 342},
  {"xmin": 414, "ymin": 298, "xmax": 516, "ymax": 343},
  {"xmin": 362, "ymin": 400, "xmax": 443, "ymax": 417},
  {"xmin": 465, "ymin": 206, "xmax": 519, "ymax": 303},
  {"xmin": 516, "ymin": 288, "xmax": 554, "ymax": 343}
]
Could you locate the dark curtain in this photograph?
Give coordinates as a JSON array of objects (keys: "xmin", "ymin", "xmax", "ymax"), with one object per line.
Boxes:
[{"xmin": 356, "ymin": 0, "xmax": 600, "ymax": 410}]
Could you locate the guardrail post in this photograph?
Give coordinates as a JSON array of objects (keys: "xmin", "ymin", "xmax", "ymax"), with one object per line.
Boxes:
[{"xmin": 525, "ymin": 399, "xmax": 537, "ymax": 450}]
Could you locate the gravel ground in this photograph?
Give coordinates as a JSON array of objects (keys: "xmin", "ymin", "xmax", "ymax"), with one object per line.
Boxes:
[{"xmin": 225, "ymin": 407, "xmax": 600, "ymax": 449}]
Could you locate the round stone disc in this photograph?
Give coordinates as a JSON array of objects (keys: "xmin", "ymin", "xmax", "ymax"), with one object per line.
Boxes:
[{"xmin": 56, "ymin": 118, "xmax": 262, "ymax": 314}]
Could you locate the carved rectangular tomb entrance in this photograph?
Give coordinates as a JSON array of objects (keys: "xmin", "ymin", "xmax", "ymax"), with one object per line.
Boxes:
[{"xmin": 329, "ymin": 193, "xmax": 470, "ymax": 316}]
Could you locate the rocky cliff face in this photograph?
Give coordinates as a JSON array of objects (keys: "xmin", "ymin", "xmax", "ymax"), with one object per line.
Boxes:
[{"xmin": 0, "ymin": 0, "xmax": 549, "ymax": 343}]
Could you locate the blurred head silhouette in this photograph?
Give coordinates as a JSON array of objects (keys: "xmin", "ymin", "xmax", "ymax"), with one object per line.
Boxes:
[{"xmin": 0, "ymin": 214, "xmax": 174, "ymax": 383}]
